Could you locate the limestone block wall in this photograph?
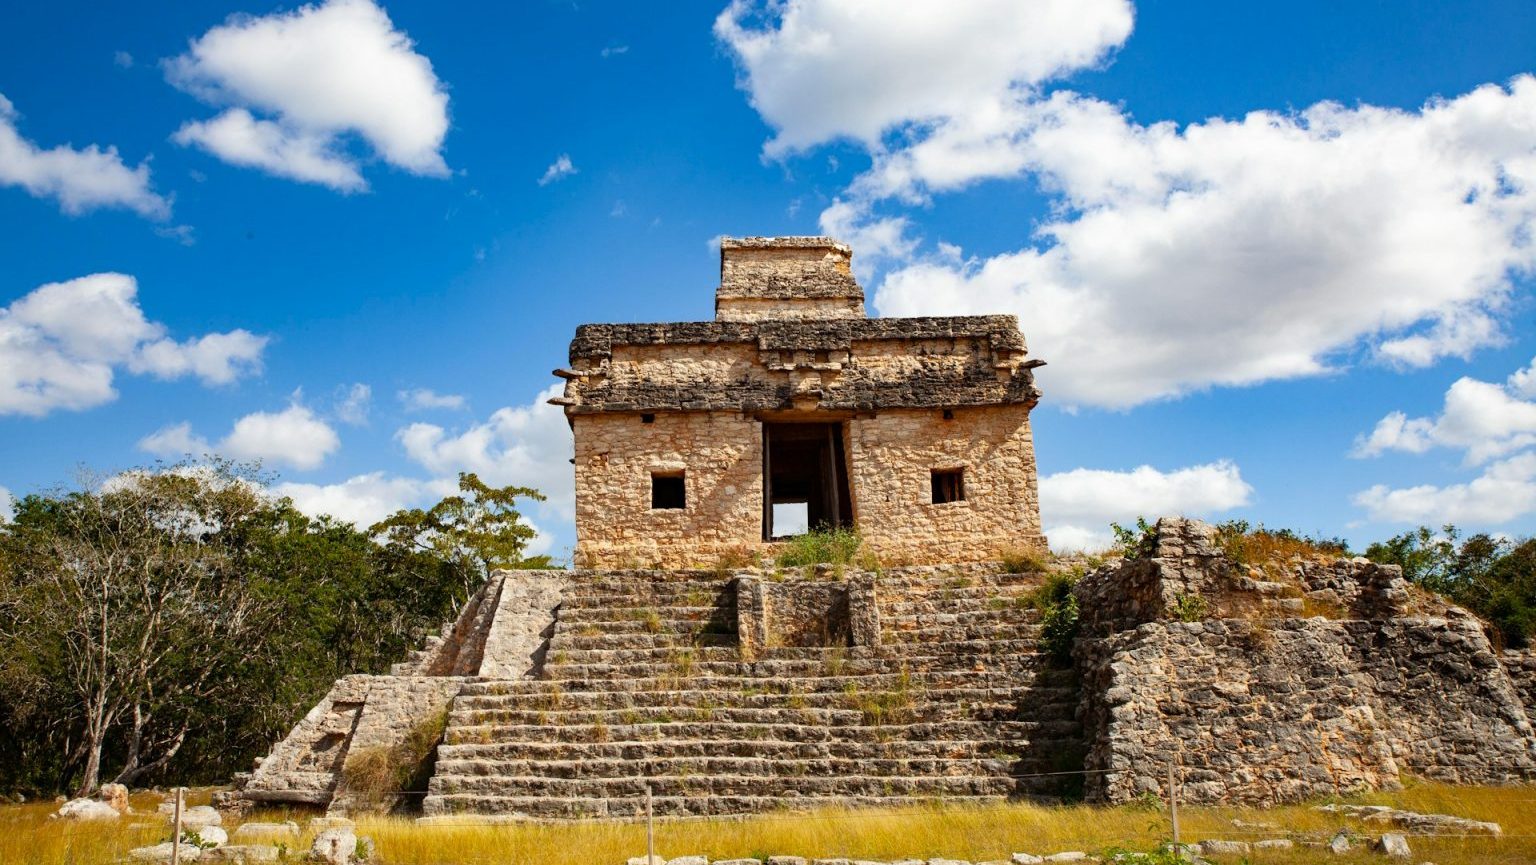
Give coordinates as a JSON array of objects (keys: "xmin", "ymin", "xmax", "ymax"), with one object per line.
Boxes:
[
  {"xmin": 573, "ymin": 405, "xmax": 1045, "ymax": 568},
  {"xmin": 573, "ymin": 410, "xmax": 764, "ymax": 568},
  {"xmin": 847, "ymin": 405, "xmax": 1046, "ymax": 563}
]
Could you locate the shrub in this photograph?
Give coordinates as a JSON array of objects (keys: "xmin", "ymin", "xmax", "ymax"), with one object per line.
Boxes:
[
  {"xmin": 1028, "ymin": 571, "xmax": 1082, "ymax": 666},
  {"xmin": 775, "ymin": 527, "xmax": 862, "ymax": 569},
  {"xmin": 340, "ymin": 707, "xmax": 448, "ymax": 813},
  {"xmin": 1110, "ymin": 518, "xmax": 1156, "ymax": 560},
  {"xmin": 1170, "ymin": 593, "xmax": 1208, "ymax": 622}
]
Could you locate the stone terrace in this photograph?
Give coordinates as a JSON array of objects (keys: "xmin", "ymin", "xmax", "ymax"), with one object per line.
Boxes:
[{"xmin": 421, "ymin": 565, "xmax": 1083, "ymax": 819}]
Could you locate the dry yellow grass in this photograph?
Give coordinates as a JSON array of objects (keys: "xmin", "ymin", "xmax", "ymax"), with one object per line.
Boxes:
[{"xmin": 5, "ymin": 782, "xmax": 1535, "ymax": 865}]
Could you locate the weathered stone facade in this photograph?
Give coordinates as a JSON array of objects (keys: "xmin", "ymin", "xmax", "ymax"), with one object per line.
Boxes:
[
  {"xmin": 1074, "ymin": 519, "xmax": 1536, "ymax": 805},
  {"xmin": 555, "ymin": 236, "xmax": 1047, "ymax": 568},
  {"xmin": 231, "ymin": 237, "xmax": 1536, "ymax": 821}
]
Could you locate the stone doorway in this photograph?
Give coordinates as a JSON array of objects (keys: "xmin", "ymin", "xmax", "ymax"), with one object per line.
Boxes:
[{"xmin": 762, "ymin": 421, "xmax": 853, "ymax": 539}]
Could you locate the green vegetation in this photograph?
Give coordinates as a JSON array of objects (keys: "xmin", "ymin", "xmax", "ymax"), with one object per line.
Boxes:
[
  {"xmin": 1027, "ymin": 571, "xmax": 1082, "ymax": 666},
  {"xmin": 1109, "ymin": 517, "xmax": 1156, "ymax": 559},
  {"xmin": 775, "ymin": 526, "xmax": 863, "ymax": 569},
  {"xmin": 1366, "ymin": 525, "xmax": 1536, "ymax": 647},
  {"xmin": 1170, "ymin": 592, "xmax": 1209, "ymax": 622},
  {"xmin": 0, "ymin": 461, "xmax": 548, "ymax": 798}
]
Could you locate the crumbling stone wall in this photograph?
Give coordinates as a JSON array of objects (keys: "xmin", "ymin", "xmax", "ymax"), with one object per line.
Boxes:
[
  {"xmin": 478, "ymin": 571, "xmax": 567, "ymax": 678},
  {"xmin": 1075, "ymin": 518, "xmax": 1536, "ymax": 805},
  {"xmin": 1506, "ymin": 649, "xmax": 1536, "ymax": 719},
  {"xmin": 571, "ymin": 404, "xmax": 1045, "ymax": 569},
  {"xmin": 715, "ymin": 236, "xmax": 865, "ymax": 322}
]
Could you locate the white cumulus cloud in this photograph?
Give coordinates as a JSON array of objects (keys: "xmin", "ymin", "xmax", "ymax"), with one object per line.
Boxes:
[
  {"xmin": 0, "ymin": 273, "xmax": 266, "ymax": 417},
  {"xmin": 1039, "ymin": 460, "xmax": 1253, "ymax": 551},
  {"xmin": 398, "ymin": 387, "xmax": 466, "ymax": 411},
  {"xmin": 140, "ymin": 404, "xmax": 341, "ymax": 471},
  {"xmin": 0, "ymin": 92, "xmax": 169, "ymax": 218},
  {"xmin": 871, "ymin": 80, "xmax": 1536, "ymax": 408},
  {"xmin": 397, "ymin": 384, "xmax": 574, "ymax": 522},
  {"xmin": 1353, "ymin": 452, "xmax": 1536, "ymax": 526},
  {"xmin": 274, "ymin": 471, "xmax": 453, "ymax": 528},
  {"xmin": 167, "ymin": 0, "xmax": 449, "ymax": 191},
  {"xmin": 0, "ymin": 484, "xmax": 13, "ymax": 522},
  {"xmin": 715, "ymin": 0, "xmax": 1134, "ymax": 157},
  {"xmin": 1353, "ymin": 365, "xmax": 1536, "ymax": 465}
]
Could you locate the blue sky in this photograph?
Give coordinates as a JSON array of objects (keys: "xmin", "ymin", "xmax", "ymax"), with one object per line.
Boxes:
[{"xmin": 4, "ymin": 0, "xmax": 1536, "ymax": 558}]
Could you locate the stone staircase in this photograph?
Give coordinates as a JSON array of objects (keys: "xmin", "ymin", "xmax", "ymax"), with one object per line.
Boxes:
[{"xmin": 422, "ymin": 566, "xmax": 1084, "ymax": 819}]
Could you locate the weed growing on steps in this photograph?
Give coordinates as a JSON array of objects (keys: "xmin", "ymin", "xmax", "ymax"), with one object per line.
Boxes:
[
  {"xmin": 999, "ymin": 547, "xmax": 1051, "ymax": 574},
  {"xmin": 339, "ymin": 707, "xmax": 448, "ymax": 813},
  {"xmin": 775, "ymin": 527, "xmax": 863, "ymax": 571},
  {"xmin": 1026, "ymin": 571, "xmax": 1081, "ymax": 667}
]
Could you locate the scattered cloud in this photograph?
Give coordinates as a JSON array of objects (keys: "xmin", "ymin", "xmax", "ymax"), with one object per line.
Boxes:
[
  {"xmin": 166, "ymin": 0, "xmax": 450, "ymax": 191},
  {"xmin": 1353, "ymin": 364, "xmax": 1536, "ymax": 465},
  {"xmin": 0, "ymin": 92, "xmax": 170, "ymax": 218},
  {"xmin": 0, "ymin": 484, "xmax": 13, "ymax": 522},
  {"xmin": 609, "ymin": 199, "xmax": 626, "ymax": 217},
  {"xmin": 721, "ymin": 3, "xmax": 1536, "ymax": 411},
  {"xmin": 0, "ymin": 273, "xmax": 266, "ymax": 417},
  {"xmin": 335, "ymin": 382, "xmax": 371, "ymax": 425},
  {"xmin": 1353, "ymin": 452, "xmax": 1536, "ymax": 525},
  {"xmin": 154, "ymin": 224, "xmax": 197, "ymax": 246},
  {"xmin": 274, "ymin": 471, "xmax": 453, "ymax": 528},
  {"xmin": 113, "ymin": 51, "xmax": 134, "ymax": 69},
  {"xmin": 867, "ymin": 79, "xmax": 1536, "ymax": 408},
  {"xmin": 1039, "ymin": 460, "xmax": 1253, "ymax": 551},
  {"xmin": 600, "ymin": 44, "xmax": 629, "ymax": 58},
  {"xmin": 397, "ymin": 384, "xmax": 574, "ymax": 522},
  {"xmin": 140, "ymin": 403, "xmax": 341, "ymax": 471},
  {"xmin": 715, "ymin": 0, "xmax": 1134, "ymax": 158},
  {"xmin": 398, "ymin": 387, "xmax": 466, "ymax": 411},
  {"xmin": 538, "ymin": 154, "xmax": 577, "ymax": 186},
  {"xmin": 1351, "ymin": 357, "xmax": 1536, "ymax": 528}
]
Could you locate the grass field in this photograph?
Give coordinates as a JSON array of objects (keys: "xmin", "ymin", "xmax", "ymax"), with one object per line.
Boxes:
[{"xmin": 5, "ymin": 782, "xmax": 1534, "ymax": 865}]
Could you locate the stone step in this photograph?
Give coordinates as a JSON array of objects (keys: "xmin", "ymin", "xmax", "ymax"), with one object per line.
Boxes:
[
  {"xmin": 547, "ymin": 632, "xmax": 739, "ymax": 652},
  {"xmin": 446, "ymin": 703, "xmax": 1053, "ymax": 728},
  {"xmin": 555, "ymin": 607, "xmax": 732, "ymax": 626},
  {"xmin": 453, "ymin": 683, "xmax": 1073, "ymax": 712},
  {"xmin": 422, "ymin": 792, "xmax": 1019, "ymax": 819},
  {"xmin": 459, "ymin": 668, "xmax": 1075, "ymax": 697},
  {"xmin": 427, "ymin": 773, "xmax": 1021, "ymax": 800},
  {"xmin": 434, "ymin": 736, "xmax": 1049, "ymax": 763},
  {"xmin": 433, "ymin": 754, "xmax": 1023, "ymax": 780},
  {"xmin": 540, "ymin": 655, "xmax": 1044, "ymax": 681},
  {"xmin": 542, "ymin": 639, "xmax": 1045, "ymax": 667},
  {"xmin": 442, "ymin": 718, "xmax": 1047, "ymax": 746}
]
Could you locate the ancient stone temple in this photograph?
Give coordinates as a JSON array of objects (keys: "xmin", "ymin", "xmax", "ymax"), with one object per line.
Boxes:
[
  {"xmin": 553, "ymin": 236, "xmax": 1047, "ymax": 569},
  {"xmin": 228, "ymin": 237, "xmax": 1536, "ymax": 822}
]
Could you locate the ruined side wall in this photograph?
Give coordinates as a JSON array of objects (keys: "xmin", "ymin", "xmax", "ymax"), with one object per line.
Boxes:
[
  {"xmin": 848, "ymin": 404, "xmax": 1046, "ymax": 563},
  {"xmin": 574, "ymin": 410, "xmax": 764, "ymax": 569},
  {"xmin": 478, "ymin": 571, "xmax": 568, "ymax": 678},
  {"xmin": 1506, "ymin": 649, "xmax": 1536, "ymax": 721},
  {"xmin": 329, "ymin": 677, "xmax": 466, "ymax": 814},
  {"xmin": 1079, "ymin": 616, "xmax": 1536, "ymax": 805}
]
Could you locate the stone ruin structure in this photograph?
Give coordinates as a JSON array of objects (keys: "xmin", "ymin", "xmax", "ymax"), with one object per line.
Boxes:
[
  {"xmin": 554, "ymin": 236, "xmax": 1047, "ymax": 569},
  {"xmin": 227, "ymin": 237, "xmax": 1536, "ymax": 820}
]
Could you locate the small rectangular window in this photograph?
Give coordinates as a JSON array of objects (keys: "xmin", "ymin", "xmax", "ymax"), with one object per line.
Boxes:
[
  {"xmin": 931, "ymin": 468, "xmax": 965, "ymax": 504},
  {"xmin": 641, "ymin": 413, "xmax": 656, "ymax": 424},
  {"xmin": 651, "ymin": 472, "xmax": 686, "ymax": 509}
]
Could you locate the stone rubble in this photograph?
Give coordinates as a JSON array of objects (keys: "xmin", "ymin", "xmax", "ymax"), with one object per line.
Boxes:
[{"xmin": 1315, "ymin": 804, "xmax": 1502, "ymax": 835}]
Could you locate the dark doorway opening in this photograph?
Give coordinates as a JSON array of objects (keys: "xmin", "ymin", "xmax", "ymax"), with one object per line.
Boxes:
[{"xmin": 762, "ymin": 422, "xmax": 853, "ymax": 539}]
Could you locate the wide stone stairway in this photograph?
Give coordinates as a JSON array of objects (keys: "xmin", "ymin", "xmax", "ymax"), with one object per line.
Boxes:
[{"xmin": 422, "ymin": 566, "xmax": 1083, "ymax": 819}]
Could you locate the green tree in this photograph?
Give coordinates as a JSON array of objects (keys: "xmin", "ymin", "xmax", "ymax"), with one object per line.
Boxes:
[{"xmin": 370, "ymin": 472, "xmax": 553, "ymax": 597}]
